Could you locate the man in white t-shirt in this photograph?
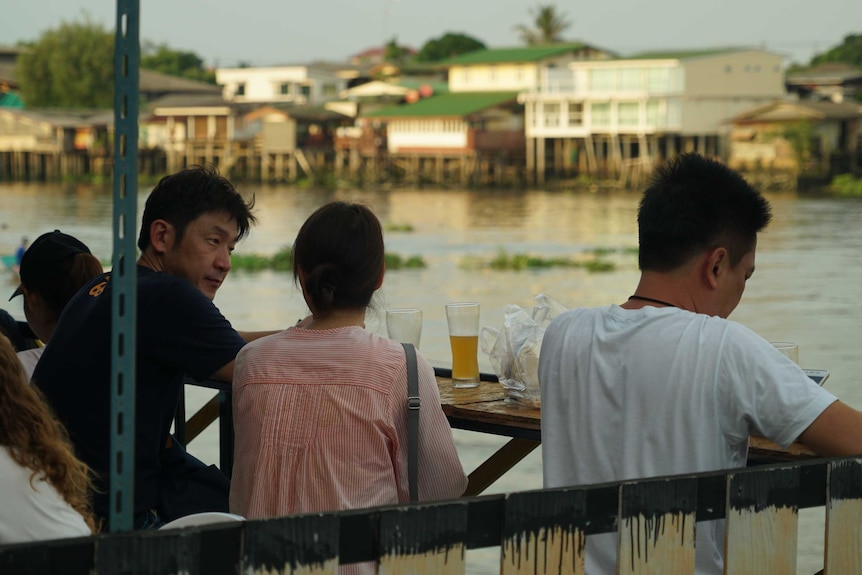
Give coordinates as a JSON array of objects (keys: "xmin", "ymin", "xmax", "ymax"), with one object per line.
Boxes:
[{"xmin": 538, "ymin": 153, "xmax": 862, "ymax": 575}]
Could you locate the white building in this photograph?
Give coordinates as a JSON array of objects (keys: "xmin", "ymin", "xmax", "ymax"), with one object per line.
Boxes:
[
  {"xmin": 215, "ymin": 64, "xmax": 353, "ymax": 105},
  {"xmin": 518, "ymin": 48, "xmax": 788, "ymax": 181}
]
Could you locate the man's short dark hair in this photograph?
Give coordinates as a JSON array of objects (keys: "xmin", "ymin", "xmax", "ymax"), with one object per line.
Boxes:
[
  {"xmin": 137, "ymin": 165, "xmax": 256, "ymax": 251},
  {"xmin": 638, "ymin": 153, "xmax": 772, "ymax": 272}
]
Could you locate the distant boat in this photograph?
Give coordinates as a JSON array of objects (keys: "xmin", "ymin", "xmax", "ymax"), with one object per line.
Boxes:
[{"xmin": 1, "ymin": 254, "xmax": 20, "ymax": 275}]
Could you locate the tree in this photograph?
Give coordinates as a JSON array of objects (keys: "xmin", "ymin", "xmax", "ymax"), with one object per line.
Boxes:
[
  {"xmin": 16, "ymin": 18, "xmax": 115, "ymax": 108},
  {"xmin": 384, "ymin": 36, "xmax": 410, "ymax": 63},
  {"xmin": 414, "ymin": 32, "xmax": 487, "ymax": 62},
  {"xmin": 810, "ymin": 33, "xmax": 862, "ymax": 69},
  {"xmin": 514, "ymin": 4, "xmax": 572, "ymax": 45},
  {"xmin": 141, "ymin": 42, "xmax": 216, "ymax": 84}
]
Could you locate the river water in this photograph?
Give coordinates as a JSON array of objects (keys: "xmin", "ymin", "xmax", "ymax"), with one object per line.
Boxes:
[{"xmin": 3, "ymin": 181, "xmax": 862, "ymax": 573}]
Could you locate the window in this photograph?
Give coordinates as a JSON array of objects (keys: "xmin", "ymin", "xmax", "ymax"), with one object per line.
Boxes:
[
  {"xmin": 724, "ymin": 65, "xmax": 732, "ymax": 73},
  {"xmin": 300, "ymin": 85, "xmax": 311, "ymax": 98},
  {"xmin": 193, "ymin": 116, "xmax": 208, "ymax": 140},
  {"xmin": 323, "ymin": 83, "xmax": 337, "ymax": 96},
  {"xmin": 618, "ymin": 102, "xmax": 639, "ymax": 126},
  {"xmin": 591, "ymin": 102, "xmax": 611, "ymax": 126},
  {"xmin": 215, "ymin": 116, "xmax": 228, "ymax": 139},
  {"xmin": 647, "ymin": 68, "xmax": 671, "ymax": 92},
  {"xmin": 619, "ymin": 68, "xmax": 643, "ymax": 91},
  {"xmin": 589, "ymin": 69, "xmax": 614, "ymax": 92},
  {"xmin": 279, "ymin": 83, "xmax": 290, "ymax": 95},
  {"xmin": 235, "ymin": 83, "xmax": 245, "ymax": 96},
  {"xmin": 543, "ymin": 103, "xmax": 560, "ymax": 127},
  {"xmin": 568, "ymin": 103, "xmax": 583, "ymax": 126},
  {"xmin": 646, "ymin": 100, "xmax": 662, "ymax": 127}
]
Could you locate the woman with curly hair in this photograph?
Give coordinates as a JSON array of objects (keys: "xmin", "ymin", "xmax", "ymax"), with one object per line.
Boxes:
[{"xmin": 0, "ymin": 334, "xmax": 96, "ymax": 543}]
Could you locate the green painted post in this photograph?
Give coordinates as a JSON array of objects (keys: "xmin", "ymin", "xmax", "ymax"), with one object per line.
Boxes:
[{"xmin": 109, "ymin": 0, "xmax": 139, "ymax": 533}]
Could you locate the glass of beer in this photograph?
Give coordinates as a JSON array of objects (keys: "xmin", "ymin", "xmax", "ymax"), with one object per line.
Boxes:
[
  {"xmin": 386, "ymin": 308, "xmax": 422, "ymax": 348},
  {"xmin": 445, "ymin": 302, "xmax": 480, "ymax": 388}
]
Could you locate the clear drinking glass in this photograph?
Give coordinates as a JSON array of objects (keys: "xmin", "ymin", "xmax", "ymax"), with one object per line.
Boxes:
[
  {"xmin": 385, "ymin": 308, "xmax": 422, "ymax": 348},
  {"xmin": 770, "ymin": 341, "xmax": 799, "ymax": 365}
]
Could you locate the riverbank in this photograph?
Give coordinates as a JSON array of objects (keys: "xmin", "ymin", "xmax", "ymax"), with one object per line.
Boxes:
[{"xmin": 5, "ymin": 147, "xmax": 858, "ymax": 193}]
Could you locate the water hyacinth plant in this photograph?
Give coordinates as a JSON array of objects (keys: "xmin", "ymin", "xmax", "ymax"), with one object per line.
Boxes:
[{"xmin": 231, "ymin": 247, "xmax": 426, "ymax": 273}]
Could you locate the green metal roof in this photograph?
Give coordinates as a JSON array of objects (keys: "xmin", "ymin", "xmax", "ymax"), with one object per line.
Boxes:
[
  {"xmin": 624, "ymin": 47, "xmax": 755, "ymax": 61},
  {"xmin": 439, "ymin": 43, "xmax": 588, "ymax": 65},
  {"xmin": 364, "ymin": 92, "xmax": 518, "ymax": 118}
]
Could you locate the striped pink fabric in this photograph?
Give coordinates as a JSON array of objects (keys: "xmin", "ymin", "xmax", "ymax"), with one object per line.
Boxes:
[{"xmin": 229, "ymin": 325, "xmax": 467, "ymax": 522}]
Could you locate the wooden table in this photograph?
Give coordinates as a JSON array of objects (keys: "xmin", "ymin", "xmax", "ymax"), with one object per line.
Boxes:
[
  {"xmin": 433, "ymin": 369, "xmax": 818, "ymax": 496},
  {"xmin": 435, "ymin": 371, "xmax": 540, "ymax": 496}
]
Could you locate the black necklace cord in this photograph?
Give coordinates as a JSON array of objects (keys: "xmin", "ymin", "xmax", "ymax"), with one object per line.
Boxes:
[{"xmin": 627, "ymin": 295, "xmax": 678, "ymax": 308}]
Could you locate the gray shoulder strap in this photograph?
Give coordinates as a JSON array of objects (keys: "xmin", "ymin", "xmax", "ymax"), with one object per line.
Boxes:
[{"xmin": 402, "ymin": 342, "xmax": 420, "ymax": 503}]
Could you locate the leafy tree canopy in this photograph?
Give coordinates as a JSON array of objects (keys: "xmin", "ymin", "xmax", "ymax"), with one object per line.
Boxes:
[
  {"xmin": 15, "ymin": 17, "xmax": 217, "ymax": 108},
  {"xmin": 141, "ymin": 41, "xmax": 216, "ymax": 84},
  {"xmin": 810, "ymin": 33, "xmax": 862, "ymax": 69},
  {"xmin": 16, "ymin": 17, "xmax": 115, "ymax": 108},
  {"xmin": 514, "ymin": 4, "xmax": 571, "ymax": 46},
  {"xmin": 384, "ymin": 36, "xmax": 411, "ymax": 63},
  {"xmin": 414, "ymin": 32, "xmax": 487, "ymax": 62}
]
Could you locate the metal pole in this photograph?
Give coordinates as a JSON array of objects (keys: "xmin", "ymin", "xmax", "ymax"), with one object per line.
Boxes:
[{"xmin": 110, "ymin": 0, "xmax": 139, "ymax": 532}]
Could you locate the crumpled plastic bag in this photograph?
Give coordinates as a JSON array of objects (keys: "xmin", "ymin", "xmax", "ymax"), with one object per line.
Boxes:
[{"xmin": 480, "ymin": 294, "xmax": 567, "ymax": 407}]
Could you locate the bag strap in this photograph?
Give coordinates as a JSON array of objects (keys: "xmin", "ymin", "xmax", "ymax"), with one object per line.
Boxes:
[{"xmin": 402, "ymin": 342, "xmax": 420, "ymax": 503}]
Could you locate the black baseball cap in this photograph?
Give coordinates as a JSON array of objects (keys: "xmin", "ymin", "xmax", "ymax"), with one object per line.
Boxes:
[{"xmin": 9, "ymin": 230, "xmax": 91, "ymax": 300}]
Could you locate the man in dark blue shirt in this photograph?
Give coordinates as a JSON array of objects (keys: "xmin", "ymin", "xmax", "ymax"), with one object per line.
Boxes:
[{"xmin": 33, "ymin": 166, "xmax": 275, "ymax": 530}]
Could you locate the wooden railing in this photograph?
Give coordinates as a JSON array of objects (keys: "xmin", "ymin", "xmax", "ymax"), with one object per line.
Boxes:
[{"xmin": 1, "ymin": 458, "xmax": 861, "ymax": 574}]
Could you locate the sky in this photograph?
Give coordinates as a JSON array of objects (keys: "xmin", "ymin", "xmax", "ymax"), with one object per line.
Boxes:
[{"xmin": 2, "ymin": 0, "xmax": 860, "ymax": 68}]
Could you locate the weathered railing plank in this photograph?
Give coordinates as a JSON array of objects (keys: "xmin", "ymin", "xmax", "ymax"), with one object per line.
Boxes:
[
  {"xmin": 243, "ymin": 515, "xmax": 339, "ymax": 575},
  {"xmin": 724, "ymin": 466, "xmax": 799, "ymax": 575},
  {"xmin": 377, "ymin": 503, "xmax": 468, "ymax": 575},
  {"xmin": 97, "ymin": 522, "xmax": 243, "ymax": 575},
  {"xmin": 825, "ymin": 458, "xmax": 862, "ymax": 574},
  {"xmin": 619, "ymin": 477, "xmax": 697, "ymax": 575},
  {"xmin": 0, "ymin": 536, "xmax": 94, "ymax": 575},
  {"xmin": 501, "ymin": 489, "xmax": 587, "ymax": 575}
]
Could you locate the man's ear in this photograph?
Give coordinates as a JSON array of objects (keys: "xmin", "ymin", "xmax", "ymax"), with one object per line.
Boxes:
[
  {"xmin": 148, "ymin": 220, "xmax": 173, "ymax": 255},
  {"xmin": 703, "ymin": 247, "xmax": 728, "ymax": 290}
]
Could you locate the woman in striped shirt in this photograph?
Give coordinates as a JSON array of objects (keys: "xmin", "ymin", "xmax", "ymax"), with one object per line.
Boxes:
[{"xmin": 230, "ymin": 201, "xmax": 467, "ymax": 524}]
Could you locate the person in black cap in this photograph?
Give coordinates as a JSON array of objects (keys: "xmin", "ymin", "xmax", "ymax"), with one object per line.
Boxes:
[{"xmin": 9, "ymin": 230, "xmax": 103, "ymax": 379}]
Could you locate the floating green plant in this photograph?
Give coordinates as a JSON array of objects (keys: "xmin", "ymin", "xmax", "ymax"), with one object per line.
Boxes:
[
  {"xmin": 590, "ymin": 246, "xmax": 639, "ymax": 257},
  {"xmin": 461, "ymin": 248, "xmax": 619, "ymax": 273},
  {"xmin": 231, "ymin": 247, "xmax": 425, "ymax": 273},
  {"xmin": 828, "ymin": 174, "xmax": 862, "ymax": 197},
  {"xmin": 384, "ymin": 222, "xmax": 415, "ymax": 232},
  {"xmin": 385, "ymin": 253, "xmax": 427, "ymax": 269}
]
